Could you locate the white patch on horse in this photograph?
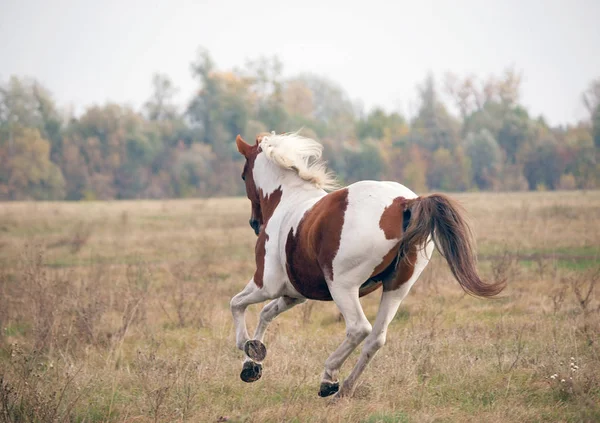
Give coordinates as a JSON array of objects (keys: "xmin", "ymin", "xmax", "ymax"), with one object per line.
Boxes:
[
  {"xmin": 331, "ymin": 181, "xmax": 418, "ymax": 284},
  {"xmin": 253, "ymin": 153, "xmax": 287, "ymax": 197}
]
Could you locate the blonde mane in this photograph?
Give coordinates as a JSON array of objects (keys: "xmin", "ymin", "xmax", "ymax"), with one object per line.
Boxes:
[{"xmin": 259, "ymin": 132, "xmax": 339, "ymax": 191}]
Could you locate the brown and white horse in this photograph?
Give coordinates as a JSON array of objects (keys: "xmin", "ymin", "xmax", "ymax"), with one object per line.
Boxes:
[{"xmin": 230, "ymin": 132, "xmax": 505, "ymax": 398}]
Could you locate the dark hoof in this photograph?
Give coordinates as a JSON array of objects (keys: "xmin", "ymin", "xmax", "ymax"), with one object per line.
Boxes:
[
  {"xmin": 244, "ymin": 339, "xmax": 267, "ymax": 362},
  {"xmin": 318, "ymin": 381, "xmax": 339, "ymax": 397},
  {"xmin": 240, "ymin": 361, "xmax": 262, "ymax": 383}
]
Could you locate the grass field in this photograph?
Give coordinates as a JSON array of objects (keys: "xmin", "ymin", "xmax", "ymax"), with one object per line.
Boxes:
[{"xmin": 0, "ymin": 190, "xmax": 599, "ymax": 422}]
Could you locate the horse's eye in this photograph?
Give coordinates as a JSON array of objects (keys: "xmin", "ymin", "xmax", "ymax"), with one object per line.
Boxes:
[{"xmin": 241, "ymin": 174, "xmax": 246, "ymax": 181}]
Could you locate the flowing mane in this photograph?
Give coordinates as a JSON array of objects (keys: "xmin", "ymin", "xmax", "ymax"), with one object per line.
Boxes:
[{"xmin": 259, "ymin": 132, "xmax": 339, "ymax": 191}]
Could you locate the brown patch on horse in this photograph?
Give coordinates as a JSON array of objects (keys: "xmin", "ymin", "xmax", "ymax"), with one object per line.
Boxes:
[
  {"xmin": 260, "ymin": 187, "xmax": 283, "ymax": 223},
  {"xmin": 379, "ymin": 196, "xmax": 409, "ymax": 240},
  {"xmin": 251, "ymin": 188, "xmax": 282, "ymax": 287},
  {"xmin": 285, "ymin": 189, "xmax": 349, "ymax": 301},
  {"xmin": 318, "ymin": 189, "xmax": 349, "ymax": 281},
  {"xmin": 254, "ymin": 231, "xmax": 268, "ymax": 288},
  {"xmin": 383, "ymin": 247, "xmax": 417, "ymax": 291},
  {"xmin": 370, "ymin": 242, "xmax": 401, "ymax": 277},
  {"xmin": 369, "ymin": 196, "xmax": 417, "ymax": 291},
  {"xmin": 238, "ymin": 139, "xmax": 262, "ymax": 227},
  {"xmin": 358, "ymin": 281, "xmax": 383, "ymax": 297}
]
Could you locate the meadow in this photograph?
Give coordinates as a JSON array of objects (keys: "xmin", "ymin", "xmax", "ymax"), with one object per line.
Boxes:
[{"xmin": 0, "ymin": 190, "xmax": 599, "ymax": 422}]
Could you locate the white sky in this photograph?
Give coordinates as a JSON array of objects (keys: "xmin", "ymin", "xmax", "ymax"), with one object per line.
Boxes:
[{"xmin": 1, "ymin": 0, "xmax": 598, "ymax": 126}]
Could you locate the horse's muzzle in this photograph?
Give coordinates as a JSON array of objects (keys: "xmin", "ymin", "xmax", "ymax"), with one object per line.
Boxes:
[{"xmin": 249, "ymin": 219, "xmax": 260, "ymax": 236}]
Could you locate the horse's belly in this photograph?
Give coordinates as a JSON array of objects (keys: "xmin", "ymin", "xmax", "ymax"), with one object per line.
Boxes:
[
  {"xmin": 284, "ymin": 226, "xmax": 334, "ymax": 301},
  {"xmin": 283, "ymin": 266, "xmax": 384, "ymax": 301}
]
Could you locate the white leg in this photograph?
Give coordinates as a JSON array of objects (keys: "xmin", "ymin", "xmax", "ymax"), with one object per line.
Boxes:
[
  {"xmin": 336, "ymin": 244, "xmax": 433, "ymax": 398},
  {"xmin": 231, "ymin": 279, "xmax": 276, "ymax": 383},
  {"xmin": 253, "ymin": 296, "xmax": 306, "ymax": 342},
  {"xmin": 319, "ymin": 286, "xmax": 372, "ymax": 397},
  {"xmin": 230, "ymin": 279, "xmax": 270, "ymax": 351},
  {"xmin": 336, "ymin": 286, "xmax": 410, "ymax": 397}
]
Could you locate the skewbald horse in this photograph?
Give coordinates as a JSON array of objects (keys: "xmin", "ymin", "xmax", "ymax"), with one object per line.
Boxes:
[{"xmin": 230, "ymin": 132, "xmax": 505, "ymax": 399}]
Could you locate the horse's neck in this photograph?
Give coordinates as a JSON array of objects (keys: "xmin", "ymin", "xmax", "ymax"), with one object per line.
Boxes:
[
  {"xmin": 256, "ymin": 160, "xmax": 324, "ymax": 199},
  {"xmin": 259, "ymin": 177, "xmax": 325, "ymax": 221},
  {"xmin": 255, "ymin": 158, "xmax": 326, "ymax": 225},
  {"xmin": 278, "ymin": 185, "xmax": 326, "ymax": 228},
  {"xmin": 284, "ymin": 184, "xmax": 327, "ymax": 206},
  {"xmin": 265, "ymin": 180, "xmax": 326, "ymax": 209}
]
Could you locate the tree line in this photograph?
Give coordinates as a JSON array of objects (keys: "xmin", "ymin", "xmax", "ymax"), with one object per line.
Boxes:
[{"xmin": 1, "ymin": 49, "xmax": 599, "ymax": 200}]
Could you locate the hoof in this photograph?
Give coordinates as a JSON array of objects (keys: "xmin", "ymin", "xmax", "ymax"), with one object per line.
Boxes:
[
  {"xmin": 318, "ymin": 381, "xmax": 339, "ymax": 397},
  {"xmin": 240, "ymin": 361, "xmax": 262, "ymax": 383},
  {"xmin": 244, "ymin": 339, "xmax": 267, "ymax": 362}
]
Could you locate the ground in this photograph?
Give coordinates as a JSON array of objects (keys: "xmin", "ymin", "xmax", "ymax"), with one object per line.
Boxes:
[{"xmin": 0, "ymin": 191, "xmax": 599, "ymax": 422}]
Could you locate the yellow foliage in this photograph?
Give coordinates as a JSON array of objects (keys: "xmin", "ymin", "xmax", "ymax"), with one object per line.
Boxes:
[{"xmin": 283, "ymin": 80, "xmax": 314, "ymax": 118}]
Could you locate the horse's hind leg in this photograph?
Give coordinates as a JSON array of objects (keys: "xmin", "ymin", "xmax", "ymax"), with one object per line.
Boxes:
[
  {"xmin": 335, "ymin": 244, "xmax": 433, "ymax": 398},
  {"xmin": 332, "ymin": 286, "xmax": 408, "ymax": 398},
  {"xmin": 319, "ymin": 285, "xmax": 371, "ymax": 397}
]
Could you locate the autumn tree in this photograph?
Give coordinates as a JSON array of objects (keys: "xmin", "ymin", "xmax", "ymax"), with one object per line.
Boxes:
[
  {"xmin": 426, "ymin": 147, "xmax": 470, "ymax": 191},
  {"xmin": 0, "ymin": 127, "xmax": 65, "ymax": 200},
  {"xmin": 339, "ymin": 140, "xmax": 385, "ymax": 184},
  {"xmin": 144, "ymin": 73, "xmax": 179, "ymax": 122},
  {"xmin": 245, "ymin": 56, "xmax": 288, "ymax": 134},
  {"xmin": 0, "ymin": 77, "xmax": 64, "ymax": 160},
  {"xmin": 582, "ymin": 78, "xmax": 600, "ymax": 149},
  {"xmin": 295, "ymin": 74, "xmax": 357, "ymax": 141},
  {"xmin": 62, "ymin": 104, "xmax": 163, "ymax": 199},
  {"xmin": 410, "ymin": 73, "xmax": 461, "ymax": 152},
  {"xmin": 356, "ymin": 108, "xmax": 407, "ymax": 145},
  {"xmin": 1, "ymin": 53, "xmax": 598, "ymax": 200},
  {"xmin": 401, "ymin": 145, "xmax": 429, "ymax": 193},
  {"xmin": 464, "ymin": 129, "xmax": 502, "ymax": 190}
]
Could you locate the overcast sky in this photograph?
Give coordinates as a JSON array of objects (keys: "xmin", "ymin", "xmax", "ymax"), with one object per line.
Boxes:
[{"xmin": 1, "ymin": 0, "xmax": 598, "ymax": 126}]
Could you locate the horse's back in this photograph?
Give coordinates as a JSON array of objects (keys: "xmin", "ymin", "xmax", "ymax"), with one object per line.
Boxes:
[
  {"xmin": 346, "ymin": 180, "xmax": 419, "ymax": 201},
  {"xmin": 336, "ymin": 180, "xmax": 418, "ymax": 242}
]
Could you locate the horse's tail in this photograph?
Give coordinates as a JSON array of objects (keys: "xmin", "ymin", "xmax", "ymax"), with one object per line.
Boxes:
[{"xmin": 401, "ymin": 194, "xmax": 505, "ymax": 298}]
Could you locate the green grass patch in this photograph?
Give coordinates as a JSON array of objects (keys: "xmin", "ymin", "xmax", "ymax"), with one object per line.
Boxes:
[
  {"xmin": 4, "ymin": 321, "xmax": 30, "ymax": 337},
  {"xmin": 362, "ymin": 411, "xmax": 410, "ymax": 423},
  {"xmin": 518, "ymin": 258, "xmax": 599, "ymax": 270}
]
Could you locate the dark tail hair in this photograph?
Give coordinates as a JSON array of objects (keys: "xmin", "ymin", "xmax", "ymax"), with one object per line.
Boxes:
[{"xmin": 401, "ymin": 194, "xmax": 505, "ymax": 298}]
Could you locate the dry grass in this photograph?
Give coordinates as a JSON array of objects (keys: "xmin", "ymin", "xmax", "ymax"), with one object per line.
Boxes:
[{"xmin": 0, "ymin": 190, "xmax": 599, "ymax": 422}]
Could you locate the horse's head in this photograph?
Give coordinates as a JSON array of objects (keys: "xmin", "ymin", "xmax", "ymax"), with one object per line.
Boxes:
[
  {"xmin": 236, "ymin": 131, "xmax": 338, "ymax": 235},
  {"xmin": 236, "ymin": 133, "xmax": 267, "ymax": 236}
]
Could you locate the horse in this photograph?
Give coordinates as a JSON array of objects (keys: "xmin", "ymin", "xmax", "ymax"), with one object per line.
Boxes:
[{"xmin": 230, "ymin": 131, "xmax": 505, "ymax": 399}]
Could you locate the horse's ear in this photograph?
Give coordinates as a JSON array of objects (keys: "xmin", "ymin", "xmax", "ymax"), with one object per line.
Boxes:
[{"xmin": 236, "ymin": 135, "xmax": 252, "ymax": 157}]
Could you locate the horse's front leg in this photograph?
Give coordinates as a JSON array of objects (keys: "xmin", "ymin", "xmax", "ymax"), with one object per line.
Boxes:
[
  {"xmin": 253, "ymin": 296, "xmax": 306, "ymax": 343},
  {"xmin": 236, "ymin": 295, "xmax": 307, "ymax": 374},
  {"xmin": 230, "ymin": 280, "xmax": 260, "ymax": 350},
  {"xmin": 230, "ymin": 279, "xmax": 271, "ymax": 382}
]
